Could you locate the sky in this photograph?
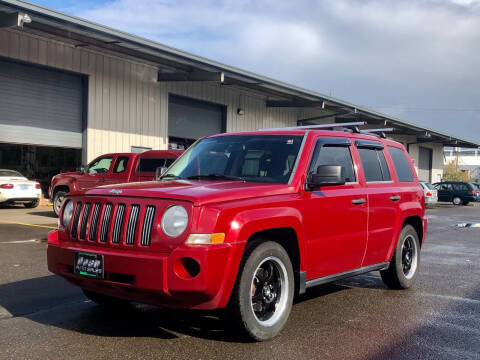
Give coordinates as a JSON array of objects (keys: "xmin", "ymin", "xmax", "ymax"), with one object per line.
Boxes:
[{"xmin": 33, "ymin": 0, "xmax": 480, "ymax": 143}]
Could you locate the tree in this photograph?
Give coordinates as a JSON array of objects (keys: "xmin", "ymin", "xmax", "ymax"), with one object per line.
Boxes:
[{"xmin": 443, "ymin": 160, "xmax": 470, "ymax": 182}]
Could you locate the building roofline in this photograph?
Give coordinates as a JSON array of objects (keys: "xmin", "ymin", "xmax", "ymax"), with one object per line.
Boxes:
[{"xmin": 1, "ymin": 0, "xmax": 479, "ymax": 148}]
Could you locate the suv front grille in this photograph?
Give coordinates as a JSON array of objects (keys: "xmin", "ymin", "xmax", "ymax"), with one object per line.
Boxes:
[{"xmin": 69, "ymin": 201, "xmax": 156, "ymax": 247}]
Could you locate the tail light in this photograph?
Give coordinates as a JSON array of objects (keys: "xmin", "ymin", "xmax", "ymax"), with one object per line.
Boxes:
[
  {"xmin": 469, "ymin": 189, "xmax": 479, "ymax": 195},
  {"xmin": 426, "ymin": 191, "xmax": 432, "ymax": 197},
  {"xmin": 0, "ymin": 184, "xmax": 14, "ymax": 189},
  {"xmin": 35, "ymin": 184, "xmax": 41, "ymax": 189}
]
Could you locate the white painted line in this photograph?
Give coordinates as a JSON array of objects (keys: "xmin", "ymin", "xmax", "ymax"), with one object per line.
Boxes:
[
  {"xmin": 423, "ymin": 293, "xmax": 480, "ymax": 305},
  {"xmin": 0, "ymin": 305, "xmax": 12, "ymax": 320},
  {"xmin": 0, "ymin": 239, "xmax": 38, "ymax": 244}
]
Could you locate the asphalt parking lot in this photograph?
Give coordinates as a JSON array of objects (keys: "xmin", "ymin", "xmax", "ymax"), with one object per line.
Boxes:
[{"xmin": 0, "ymin": 204, "xmax": 479, "ymax": 360}]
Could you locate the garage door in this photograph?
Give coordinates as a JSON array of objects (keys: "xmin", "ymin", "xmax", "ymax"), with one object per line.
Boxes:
[
  {"xmin": 0, "ymin": 59, "xmax": 84, "ymax": 148},
  {"xmin": 168, "ymin": 95, "xmax": 225, "ymax": 145},
  {"xmin": 418, "ymin": 146, "xmax": 432, "ymax": 182}
]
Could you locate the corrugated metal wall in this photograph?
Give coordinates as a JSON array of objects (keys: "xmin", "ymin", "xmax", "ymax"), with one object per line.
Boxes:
[{"xmin": 0, "ymin": 29, "xmax": 301, "ymax": 162}]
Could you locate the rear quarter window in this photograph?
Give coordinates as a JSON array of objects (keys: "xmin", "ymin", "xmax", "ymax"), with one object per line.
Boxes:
[
  {"xmin": 137, "ymin": 158, "xmax": 166, "ymax": 173},
  {"xmin": 387, "ymin": 146, "xmax": 414, "ymax": 182}
]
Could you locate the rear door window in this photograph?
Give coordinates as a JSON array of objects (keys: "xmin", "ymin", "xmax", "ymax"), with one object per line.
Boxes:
[
  {"xmin": 357, "ymin": 148, "xmax": 391, "ymax": 182},
  {"xmin": 387, "ymin": 146, "xmax": 414, "ymax": 182},
  {"xmin": 312, "ymin": 145, "xmax": 356, "ymax": 182},
  {"xmin": 113, "ymin": 156, "xmax": 129, "ymax": 173}
]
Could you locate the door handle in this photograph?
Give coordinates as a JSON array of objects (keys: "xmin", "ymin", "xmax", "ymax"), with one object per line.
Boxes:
[
  {"xmin": 352, "ymin": 198, "xmax": 366, "ymax": 205},
  {"xmin": 390, "ymin": 195, "xmax": 401, "ymax": 201}
]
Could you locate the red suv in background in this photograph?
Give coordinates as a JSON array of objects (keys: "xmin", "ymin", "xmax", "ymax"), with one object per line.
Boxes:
[
  {"xmin": 49, "ymin": 150, "xmax": 182, "ymax": 216},
  {"xmin": 47, "ymin": 127, "xmax": 426, "ymax": 340}
]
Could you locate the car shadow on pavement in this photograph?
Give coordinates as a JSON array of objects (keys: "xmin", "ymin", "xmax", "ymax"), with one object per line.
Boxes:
[
  {"xmin": 0, "ymin": 273, "xmax": 388, "ymax": 343},
  {"xmin": 26, "ymin": 210, "xmax": 57, "ymax": 218}
]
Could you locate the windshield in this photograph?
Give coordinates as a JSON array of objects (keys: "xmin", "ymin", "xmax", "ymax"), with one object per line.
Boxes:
[
  {"xmin": 0, "ymin": 170, "xmax": 24, "ymax": 177},
  {"xmin": 163, "ymin": 135, "xmax": 304, "ymax": 184}
]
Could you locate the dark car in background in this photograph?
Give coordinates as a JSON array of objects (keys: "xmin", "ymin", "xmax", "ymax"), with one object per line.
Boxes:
[{"xmin": 433, "ymin": 181, "xmax": 479, "ymax": 205}]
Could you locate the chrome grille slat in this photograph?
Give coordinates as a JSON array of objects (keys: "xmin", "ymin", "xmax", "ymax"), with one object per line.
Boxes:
[
  {"xmin": 100, "ymin": 203, "xmax": 113, "ymax": 243},
  {"xmin": 71, "ymin": 202, "xmax": 83, "ymax": 239},
  {"xmin": 126, "ymin": 205, "xmax": 140, "ymax": 245},
  {"xmin": 88, "ymin": 203, "xmax": 101, "ymax": 241},
  {"xmin": 79, "ymin": 202, "xmax": 92, "ymax": 240},
  {"xmin": 141, "ymin": 206, "xmax": 155, "ymax": 246},
  {"xmin": 112, "ymin": 204, "xmax": 126, "ymax": 244}
]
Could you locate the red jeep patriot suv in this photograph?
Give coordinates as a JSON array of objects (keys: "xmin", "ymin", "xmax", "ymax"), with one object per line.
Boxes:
[{"xmin": 47, "ymin": 125, "xmax": 427, "ymax": 341}]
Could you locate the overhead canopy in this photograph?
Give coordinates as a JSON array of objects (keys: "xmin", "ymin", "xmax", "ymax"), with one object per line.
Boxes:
[{"xmin": 0, "ymin": 0, "xmax": 478, "ymax": 148}]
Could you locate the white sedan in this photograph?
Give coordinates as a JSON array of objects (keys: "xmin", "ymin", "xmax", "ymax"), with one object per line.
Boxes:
[{"xmin": 0, "ymin": 169, "xmax": 42, "ymax": 208}]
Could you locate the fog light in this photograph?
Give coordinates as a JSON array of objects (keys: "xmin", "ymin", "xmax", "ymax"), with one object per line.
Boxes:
[{"xmin": 174, "ymin": 257, "xmax": 200, "ymax": 279}]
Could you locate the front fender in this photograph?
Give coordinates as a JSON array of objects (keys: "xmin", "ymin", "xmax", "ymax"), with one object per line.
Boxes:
[{"xmin": 214, "ymin": 207, "xmax": 305, "ymax": 308}]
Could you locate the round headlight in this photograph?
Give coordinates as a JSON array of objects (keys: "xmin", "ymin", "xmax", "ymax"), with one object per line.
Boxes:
[
  {"xmin": 161, "ymin": 205, "xmax": 188, "ymax": 237},
  {"xmin": 62, "ymin": 200, "xmax": 74, "ymax": 227}
]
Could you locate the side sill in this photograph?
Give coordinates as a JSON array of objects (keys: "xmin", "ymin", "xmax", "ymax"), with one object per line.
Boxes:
[{"xmin": 305, "ymin": 262, "xmax": 389, "ymax": 289}]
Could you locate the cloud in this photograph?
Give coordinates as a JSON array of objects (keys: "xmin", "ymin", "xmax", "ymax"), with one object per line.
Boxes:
[{"xmin": 37, "ymin": 0, "xmax": 480, "ymax": 142}]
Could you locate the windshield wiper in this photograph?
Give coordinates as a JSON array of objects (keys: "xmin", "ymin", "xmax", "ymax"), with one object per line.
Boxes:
[{"xmin": 187, "ymin": 174, "xmax": 245, "ymax": 181}]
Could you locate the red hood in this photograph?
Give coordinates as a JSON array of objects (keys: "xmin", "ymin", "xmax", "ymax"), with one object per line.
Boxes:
[
  {"xmin": 78, "ymin": 180, "xmax": 296, "ymax": 206},
  {"xmin": 53, "ymin": 171, "xmax": 83, "ymax": 180}
]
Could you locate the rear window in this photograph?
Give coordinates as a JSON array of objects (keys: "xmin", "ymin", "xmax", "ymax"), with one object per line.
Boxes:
[
  {"xmin": 453, "ymin": 183, "xmax": 469, "ymax": 191},
  {"xmin": 137, "ymin": 158, "xmax": 167, "ymax": 173},
  {"xmin": 0, "ymin": 170, "xmax": 23, "ymax": 177},
  {"xmin": 423, "ymin": 182, "xmax": 435, "ymax": 190},
  {"xmin": 387, "ymin": 146, "xmax": 414, "ymax": 182}
]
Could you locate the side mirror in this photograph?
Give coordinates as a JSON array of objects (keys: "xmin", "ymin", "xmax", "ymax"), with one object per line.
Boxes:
[
  {"xmin": 77, "ymin": 165, "xmax": 85, "ymax": 173},
  {"xmin": 307, "ymin": 165, "xmax": 345, "ymax": 188},
  {"xmin": 155, "ymin": 166, "xmax": 168, "ymax": 180}
]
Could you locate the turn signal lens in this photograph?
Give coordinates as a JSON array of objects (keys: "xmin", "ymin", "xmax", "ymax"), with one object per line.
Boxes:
[
  {"xmin": 185, "ymin": 233, "xmax": 225, "ymax": 245},
  {"xmin": 0, "ymin": 184, "xmax": 14, "ymax": 189},
  {"xmin": 426, "ymin": 191, "xmax": 432, "ymax": 197}
]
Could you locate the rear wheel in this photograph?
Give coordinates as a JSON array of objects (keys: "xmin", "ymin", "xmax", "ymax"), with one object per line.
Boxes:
[
  {"xmin": 452, "ymin": 196, "xmax": 462, "ymax": 206},
  {"xmin": 229, "ymin": 241, "xmax": 294, "ymax": 341},
  {"xmin": 53, "ymin": 190, "xmax": 68, "ymax": 216},
  {"xmin": 380, "ymin": 224, "xmax": 420, "ymax": 289},
  {"xmin": 82, "ymin": 289, "xmax": 131, "ymax": 308},
  {"xmin": 24, "ymin": 199, "xmax": 39, "ymax": 208}
]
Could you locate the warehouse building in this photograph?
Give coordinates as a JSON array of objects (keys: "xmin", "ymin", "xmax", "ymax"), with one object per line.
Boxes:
[{"xmin": 0, "ymin": 0, "xmax": 478, "ymax": 195}]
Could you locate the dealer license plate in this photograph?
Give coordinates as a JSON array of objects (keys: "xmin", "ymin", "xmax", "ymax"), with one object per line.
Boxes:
[
  {"xmin": 74, "ymin": 252, "xmax": 104, "ymax": 279},
  {"xmin": 19, "ymin": 184, "xmax": 29, "ymax": 190}
]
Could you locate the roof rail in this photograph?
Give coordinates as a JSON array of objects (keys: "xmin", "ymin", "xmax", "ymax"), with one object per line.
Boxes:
[
  {"xmin": 258, "ymin": 121, "xmax": 366, "ymax": 132},
  {"xmin": 359, "ymin": 128, "xmax": 394, "ymax": 139}
]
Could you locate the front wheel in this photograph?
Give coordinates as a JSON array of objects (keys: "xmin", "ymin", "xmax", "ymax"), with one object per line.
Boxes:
[
  {"xmin": 380, "ymin": 225, "xmax": 420, "ymax": 289},
  {"xmin": 229, "ymin": 241, "xmax": 294, "ymax": 341},
  {"xmin": 53, "ymin": 190, "xmax": 67, "ymax": 216}
]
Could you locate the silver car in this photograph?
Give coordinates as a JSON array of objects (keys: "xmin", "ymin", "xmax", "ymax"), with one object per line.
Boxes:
[{"xmin": 420, "ymin": 181, "xmax": 438, "ymax": 207}]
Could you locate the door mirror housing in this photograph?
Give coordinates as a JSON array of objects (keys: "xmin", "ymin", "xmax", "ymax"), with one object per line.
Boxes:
[
  {"xmin": 307, "ymin": 165, "xmax": 345, "ymax": 188},
  {"xmin": 77, "ymin": 165, "xmax": 86, "ymax": 174},
  {"xmin": 155, "ymin": 166, "xmax": 168, "ymax": 180}
]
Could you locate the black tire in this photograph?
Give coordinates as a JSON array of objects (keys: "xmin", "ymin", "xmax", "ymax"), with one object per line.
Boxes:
[
  {"xmin": 380, "ymin": 224, "xmax": 420, "ymax": 289},
  {"xmin": 452, "ymin": 196, "xmax": 462, "ymax": 206},
  {"xmin": 228, "ymin": 241, "xmax": 294, "ymax": 341},
  {"xmin": 53, "ymin": 190, "xmax": 68, "ymax": 217},
  {"xmin": 82, "ymin": 289, "xmax": 131, "ymax": 308},
  {"xmin": 24, "ymin": 199, "xmax": 40, "ymax": 209}
]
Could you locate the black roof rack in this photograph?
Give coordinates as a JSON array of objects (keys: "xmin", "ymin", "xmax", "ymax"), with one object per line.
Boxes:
[
  {"xmin": 359, "ymin": 128, "xmax": 395, "ymax": 139},
  {"xmin": 259, "ymin": 121, "xmax": 366, "ymax": 132}
]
